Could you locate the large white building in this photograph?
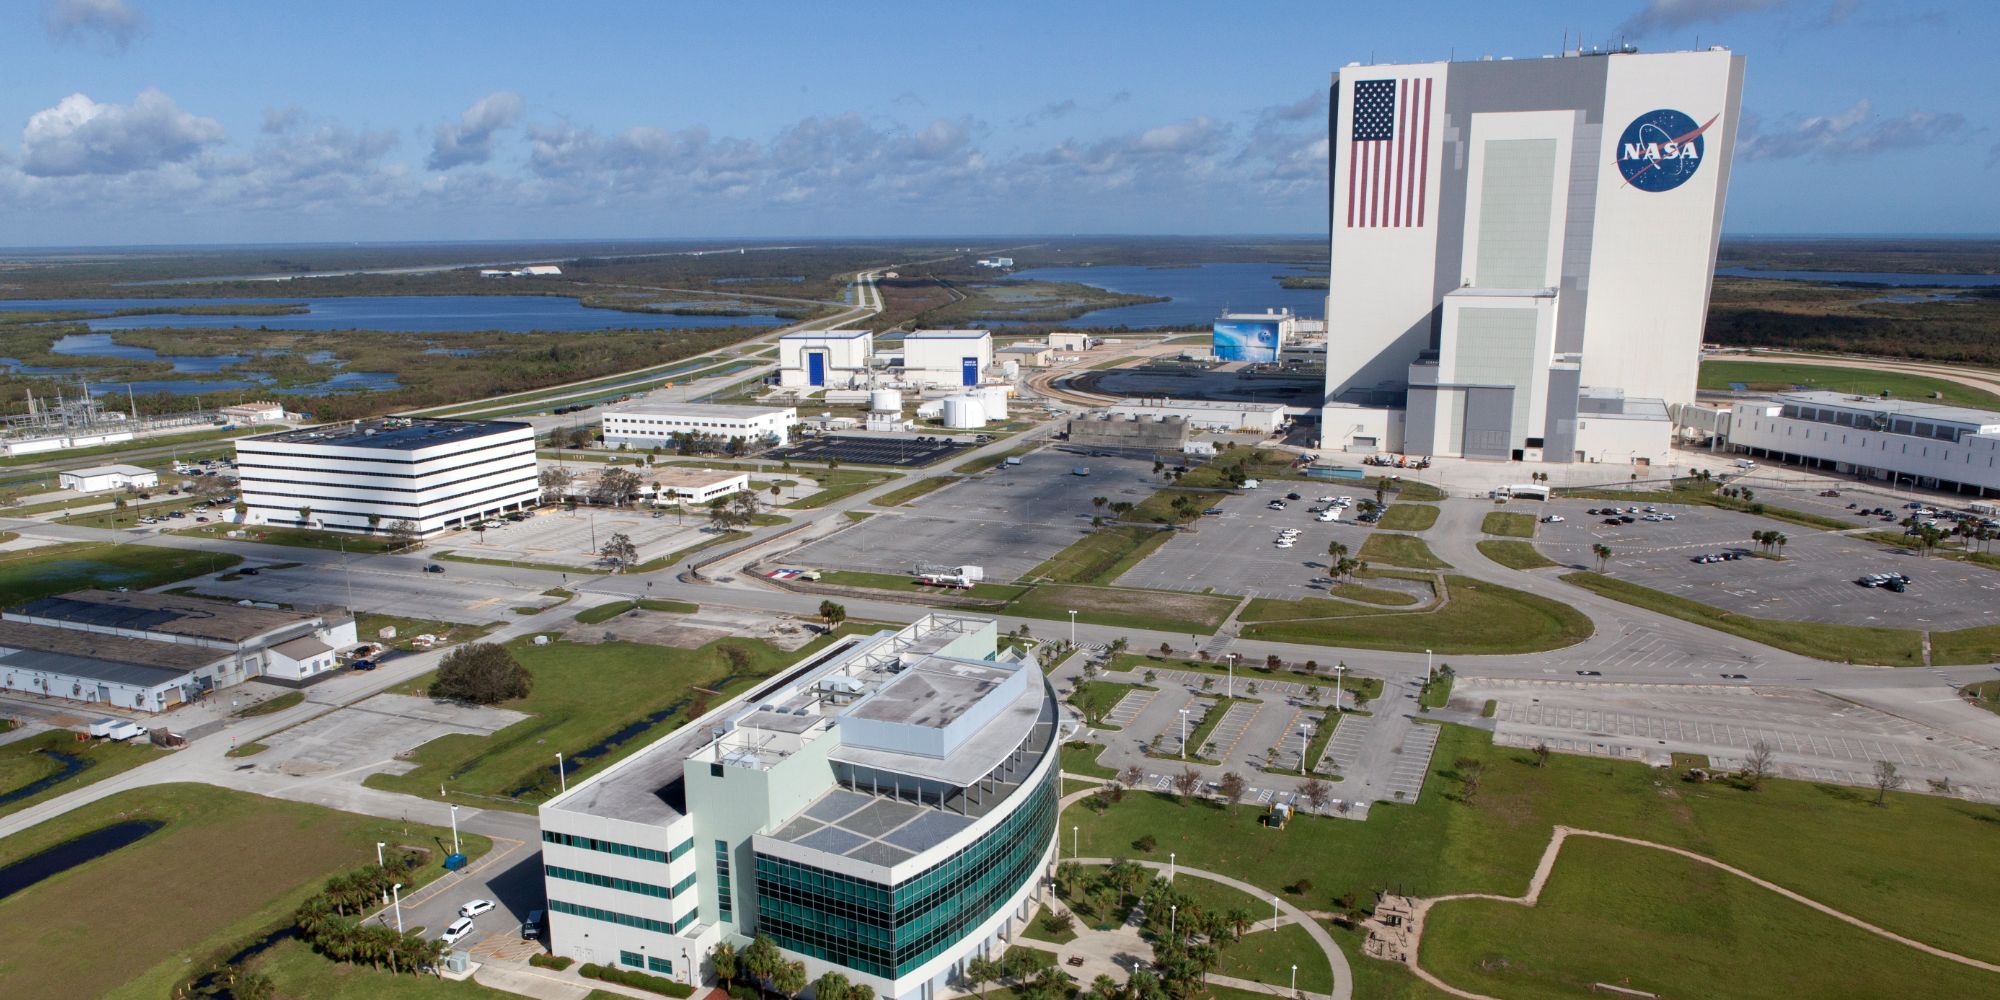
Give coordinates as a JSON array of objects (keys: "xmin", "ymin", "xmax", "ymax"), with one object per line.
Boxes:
[
  {"xmin": 539, "ymin": 614, "xmax": 1059, "ymax": 1000},
  {"xmin": 1320, "ymin": 46, "xmax": 1744, "ymax": 465},
  {"xmin": 58, "ymin": 464, "xmax": 159, "ymax": 494},
  {"xmin": 1105, "ymin": 398, "xmax": 1290, "ymax": 435},
  {"xmin": 1728, "ymin": 392, "xmax": 2000, "ymax": 497},
  {"xmin": 779, "ymin": 330, "xmax": 876, "ymax": 389},
  {"xmin": 235, "ymin": 418, "xmax": 538, "ymax": 537},
  {"xmin": 901, "ymin": 330, "xmax": 993, "ymax": 389},
  {"xmin": 602, "ymin": 402, "xmax": 797, "ymax": 450}
]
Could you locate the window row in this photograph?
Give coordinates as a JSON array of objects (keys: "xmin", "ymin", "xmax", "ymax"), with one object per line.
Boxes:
[
  {"xmin": 550, "ymin": 898, "xmax": 699, "ymax": 936},
  {"xmin": 543, "ymin": 830, "xmax": 693, "ymax": 864}
]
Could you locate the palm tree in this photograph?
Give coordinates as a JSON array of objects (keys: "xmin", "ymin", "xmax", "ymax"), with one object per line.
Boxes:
[
  {"xmin": 965, "ymin": 956, "xmax": 1000, "ymax": 998},
  {"xmin": 1772, "ymin": 531, "xmax": 1788, "ymax": 556},
  {"xmin": 1226, "ymin": 906, "xmax": 1254, "ymax": 941},
  {"xmin": 1591, "ymin": 543, "xmax": 1613, "ymax": 572},
  {"xmin": 711, "ymin": 943, "xmax": 738, "ymax": 993}
]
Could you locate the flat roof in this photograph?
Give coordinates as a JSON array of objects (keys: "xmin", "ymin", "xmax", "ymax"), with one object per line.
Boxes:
[
  {"xmin": 848, "ymin": 661, "xmax": 1009, "ymax": 728},
  {"xmin": 998, "ymin": 343, "xmax": 1051, "ymax": 353},
  {"xmin": 9, "ymin": 590, "xmax": 324, "ymax": 643},
  {"xmin": 780, "ymin": 329, "xmax": 871, "ymax": 339},
  {"xmin": 63, "ymin": 464, "xmax": 154, "ymax": 478},
  {"xmin": 649, "ymin": 467, "xmax": 749, "ymax": 488},
  {"xmin": 1769, "ymin": 390, "xmax": 2000, "ymax": 429},
  {"xmin": 0, "ymin": 619, "xmax": 226, "ymax": 673},
  {"xmin": 905, "ymin": 329, "xmax": 991, "ymax": 340},
  {"xmin": 1112, "ymin": 397, "xmax": 1287, "ymax": 413},
  {"xmin": 605, "ymin": 401, "xmax": 794, "ymax": 420},
  {"xmin": 247, "ymin": 417, "xmax": 526, "ymax": 451}
]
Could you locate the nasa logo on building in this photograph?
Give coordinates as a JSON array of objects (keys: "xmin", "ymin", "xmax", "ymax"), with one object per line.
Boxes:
[{"xmin": 1615, "ymin": 109, "xmax": 1715, "ymax": 193}]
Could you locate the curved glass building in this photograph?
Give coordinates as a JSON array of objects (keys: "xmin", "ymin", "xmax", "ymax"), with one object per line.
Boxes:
[{"xmin": 539, "ymin": 615, "xmax": 1063, "ymax": 1000}]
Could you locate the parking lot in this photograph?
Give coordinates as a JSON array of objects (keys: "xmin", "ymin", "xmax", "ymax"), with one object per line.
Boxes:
[
  {"xmin": 789, "ymin": 451, "xmax": 1161, "ymax": 581},
  {"xmin": 457, "ymin": 507, "xmax": 716, "ymax": 569},
  {"xmin": 768, "ymin": 434, "xmax": 969, "ymax": 467},
  {"xmin": 253, "ymin": 692, "xmax": 526, "ymax": 777},
  {"xmin": 1532, "ymin": 500, "xmax": 2000, "ymax": 630},
  {"xmin": 1115, "ymin": 490, "xmax": 1389, "ymax": 599}
]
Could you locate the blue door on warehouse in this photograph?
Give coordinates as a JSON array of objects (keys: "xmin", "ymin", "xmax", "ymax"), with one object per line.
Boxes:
[
  {"xmin": 961, "ymin": 357, "xmax": 977, "ymax": 386},
  {"xmin": 808, "ymin": 351, "xmax": 826, "ymax": 386}
]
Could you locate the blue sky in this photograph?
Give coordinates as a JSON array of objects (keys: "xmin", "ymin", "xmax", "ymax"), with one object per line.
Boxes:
[{"xmin": 2, "ymin": 0, "xmax": 1993, "ymax": 246}]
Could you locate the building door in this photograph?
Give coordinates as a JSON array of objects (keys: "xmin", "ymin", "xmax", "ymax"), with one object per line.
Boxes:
[
  {"xmin": 807, "ymin": 351, "xmax": 826, "ymax": 387},
  {"xmin": 961, "ymin": 357, "xmax": 978, "ymax": 386}
]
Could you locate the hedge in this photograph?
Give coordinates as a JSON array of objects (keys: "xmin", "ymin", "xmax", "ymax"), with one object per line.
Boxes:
[
  {"xmin": 578, "ymin": 963, "xmax": 695, "ymax": 997},
  {"xmin": 529, "ymin": 953, "xmax": 574, "ymax": 970}
]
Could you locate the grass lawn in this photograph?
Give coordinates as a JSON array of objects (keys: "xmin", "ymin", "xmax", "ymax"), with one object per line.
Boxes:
[
  {"xmin": 1004, "ymin": 583, "xmax": 1238, "ymax": 634},
  {"xmin": 1060, "ymin": 740, "xmax": 1121, "ymax": 779},
  {"xmin": 1242, "ymin": 576, "xmax": 1593, "ymax": 654},
  {"xmin": 1481, "ymin": 512, "xmax": 1537, "ymax": 538},
  {"xmin": 1421, "ymin": 835, "xmax": 2000, "ymax": 1000},
  {"xmin": 872, "ymin": 475, "xmax": 960, "ymax": 506},
  {"xmin": 1553, "ymin": 477, "xmax": 1852, "ymax": 532},
  {"xmin": 1325, "ymin": 581, "xmax": 1421, "ymax": 606},
  {"xmin": 1019, "ymin": 905, "xmax": 1081, "ymax": 946},
  {"xmin": 365, "ymin": 626, "xmax": 874, "ymax": 809},
  {"xmin": 782, "ymin": 468, "xmax": 897, "ymax": 509},
  {"xmin": 355, "ymin": 613, "xmax": 496, "ymax": 653},
  {"xmin": 57, "ymin": 496, "xmax": 208, "ymax": 529},
  {"xmin": 956, "ymin": 445, "xmax": 1039, "ymax": 474},
  {"xmin": 1021, "ymin": 524, "xmax": 1178, "ymax": 585},
  {"xmin": 1962, "ymin": 680, "xmax": 2000, "ymax": 716},
  {"xmin": 1241, "ymin": 592, "xmax": 1428, "ymax": 623},
  {"xmin": 1065, "ymin": 723, "xmax": 2000, "ymax": 971},
  {"xmin": 1478, "ymin": 540, "xmax": 1559, "ymax": 570},
  {"xmin": 1220, "ymin": 922, "xmax": 1335, "ymax": 994},
  {"xmin": 0, "ymin": 541, "xmax": 240, "ymax": 607},
  {"xmin": 632, "ymin": 528, "xmax": 750, "ymax": 573},
  {"xmin": 1378, "ymin": 504, "xmax": 1440, "ymax": 532},
  {"xmin": 172, "ymin": 524, "xmax": 409, "ymax": 553},
  {"xmin": 0, "ymin": 784, "xmax": 486, "ymax": 1000},
  {"xmin": 1123, "ymin": 488, "xmax": 1213, "ymax": 526},
  {"xmin": 235, "ymin": 691, "xmax": 304, "ymax": 717},
  {"xmin": 1358, "ymin": 533, "xmax": 1450, "ymax": 570},
  {"xmin": 1108, "ymin": 653, "xmax": 1385, "ymax": 706},
  {"xmin": 247, "ymin": 938, "xmax": 523, "ymax": 999},
  {"xmin": 814, "ymin": 568, "xmax": 1029, "ymax": 603},
  {"xmin": 1562, "ymin": 571, "xmax": 1924, "ymax": 666},
  {"xmin": 1699, "ymin": 358, "xmax": 2000, "ymax": 411},
  {"xmin": 0, "ymin": 729, "xmax": 161, "ymax": 819},
  {"xmin": 1070, "ymin": 679, "xmax": 1147, "ymax": 729},
  {"xmin": 572, "ymin": 597, "xmax": 701, "ymax": 625},
  {"xmin": 1931, "ymin": 625, "xmax": 2000, "ymax": 667}
]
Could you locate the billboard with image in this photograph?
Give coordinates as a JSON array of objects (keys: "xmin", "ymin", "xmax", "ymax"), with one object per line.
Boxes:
[{"xmin": 1212, "ymin": 318, "xmax": 1282, "ymax": 363}]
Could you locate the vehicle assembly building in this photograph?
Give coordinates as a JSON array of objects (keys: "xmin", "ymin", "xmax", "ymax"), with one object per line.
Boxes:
[
  {"xmin": 1319, "ymin": 46, "xmax": 1744, "ymax": 465},
  {"xmin": 538, "ymin": 614, "xmax": 1060, "ymax": 999}
]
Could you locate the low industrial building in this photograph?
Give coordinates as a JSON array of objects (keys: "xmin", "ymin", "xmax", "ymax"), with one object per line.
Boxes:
[
  {"xmin": 602, "ymin": 402, "xmax": 797, "ymax": 450},
  {"xmin": 539, "ymin": 614, "xmax": 1060, "ymax": 999},
  {"xmin": 1104, "ymin": 398, "xmax": 1289, "ymax": 435},
  {"xmin": 901, "ymin": 330, "xmax": 993, "ymax": 388},
  {"xmin": 779, "ymin": 330, "xmax": 876, "ymax": 389},
  {"xmin": 235, "ymin": 417, "xmax": 538, "ymax": 537},
  {"xmin": 1047, "ymin": 332, "xmax": 1092, "ymax": 353},
  {"xmin": 58, "ymin": 464, "xmax": 159, "ymax": 494},
  {"xmin": 996, "ymin": 343, "xmax": 1053, "ymax": 368},
  {"xmin": 649, "ymin": 468, "xmax": 750, "ymax": 504},
  {"xmin": 219, "ymin": 401, "xmax": 287, "ymax": 425},
  {"xmin": 1066, "ymin": 412, "xmax": 1191, "ymax": 454},
  {"xmin": 481, "ymin": 264, "xmax": 563, "ymax": 277},
  {"xmin": 1728, "ymin": 391, "xmax": 2000, "ymax": 496},
  {"xmin": 0, "ymin": 589, "xmax": 359, "ymax": 707}
]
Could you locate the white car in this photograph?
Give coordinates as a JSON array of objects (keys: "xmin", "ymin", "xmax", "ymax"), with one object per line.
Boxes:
[
  {"xmin": 1318, "ymin": 496, "xmax": 1338, "ymax": 503},
  {"xmin": 1336, "ymin": 496, "xmax": 1353, "ymax": 504},
  {"xmin": 1540, "ymin": 515, "xmax": 1564, "ymax": 523},
  {"xmin": 458, "ymin": 899, "xmax": 496, "ymax": 919},
  {"xmin": 440, "ymin": 916, "xmax": 476, "ymax": 945},
  {"xmin": 1275, "ymin": 539, "xmax": 1296, "ymax": 548},
  {"xmin": 1317, "ymin": 512, "xmax": 1339, "ymax": 522}
]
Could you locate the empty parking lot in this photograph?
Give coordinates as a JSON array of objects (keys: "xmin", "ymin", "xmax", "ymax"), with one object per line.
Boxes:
[{"xmin": 1116, "ymin": 491, "xmax": 1379, "ymax": 598}]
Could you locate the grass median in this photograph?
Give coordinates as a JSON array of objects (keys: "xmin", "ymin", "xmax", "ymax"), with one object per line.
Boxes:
[
  {"xmin": 1378, "ymin": 503, "xmax": 1440, "ymax": 532},
  {"xmin": 1357, "ymin": 533, "xmax": 1451, "ymax": 570},
  {"xmin": 1562, "ymin": 570, "xmax": 1924, "ymax": 665},
  {"xmin": 0, "ymin": 541, "xmax": 241, "ymax": 607},
  {"xmin": 572, "ymin": 597, "xmax": 701, "ymax": 624},
  {"xmin": 1241, "ymin": 575, "xmax": 1593, "ymax": 654},
  {"xmin": 1477, "ymin": 539, "xmax": 1559, "ymax": 570},
  {"xmin": 871, "ymin": 475, "xmax": 960, "ymax": 506},
  {"xmin": 1480, "ymin": 511, "xmax": 1537, "ymax": 537},
  {"xmin": 1022, "ymin": 524, "xmax": 1178, "ymax": 585},
  {"xmin": 1004, "ymin": 582, "xmax": 1239, "ymax": 634}
]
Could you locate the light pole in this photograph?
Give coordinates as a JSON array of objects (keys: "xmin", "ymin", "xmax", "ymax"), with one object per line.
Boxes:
[
  {"xmin": 1426, "ymin": 648, "xmax": 1433, "ymax": 683},
  {"xmin": 1067, "ymin": 609, "xmax": 1077, "ymax": 647},
  {"xmin": 1168, "ymin": 852, "xmax": 1175, "ymax": 882},
  {"xmin": 556, "ymin": 752, "xmax": 567, "ymax": 793},
  {"xmin": 1299, "ymin": 723, "xmax": 1311, "ymax": 775},
  {"xmin": 450, "ymin": 803, "xmax": 461, "ymax": 854},
  {"xmin": 1178, "ymin": 709, "xmax": 1189, "ymax": 760},
  {"xmin": 1170, "ymin": 904, "xmax": 1177, "ymax": 938},
  {"xmin": 1334, "ymin": 663, "xmax": 1345, "ymax": 713},
  {"xmin": 1271, "ymin": 895, "xmax": 1280, "ymax": 932},
  {"xmin": 1073, "ymin": 825, "xmax": 1079, "ymax": 859},
  {"xmin": 1290, "ymin": 964, "xmax": 1298, "ymax": 995},
  {"xmin": 391, "ymin": 883, "xmax": 405, "ymax": 933},
  {"xmin": 1227, "ymin": 653, "xmax": 1236, "ymax": 698},
  {"xmin": 375, "ymin": 841, "xmax": 385, "ymax": 868}
]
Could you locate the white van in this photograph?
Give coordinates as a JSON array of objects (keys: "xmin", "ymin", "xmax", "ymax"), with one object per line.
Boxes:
[
  {"xmin": 1241, "ymin": 479, "xmax": 1261, "ymax": 489},
  {"xmin": 1317, "ymin": 509, "xmax": 1340, "ymax": 522}
]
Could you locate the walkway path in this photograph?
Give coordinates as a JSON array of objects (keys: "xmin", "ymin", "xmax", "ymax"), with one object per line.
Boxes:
[{"xmin": 1392, "ymin": 825, "xmax": 2000, "ymax": 1000}]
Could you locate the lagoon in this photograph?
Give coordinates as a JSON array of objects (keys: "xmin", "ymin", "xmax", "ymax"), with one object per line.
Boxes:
[
  {"xmin": 0, "ymin": 295, "xmax": 787, "ymax": 333},
  {"xmin": 1715, "ymin": 268, "xmax": 2000, "ymax": 287},
  {"xmin": 997, "ymin": 262, "xmax": 1326, "ymax": 328}
]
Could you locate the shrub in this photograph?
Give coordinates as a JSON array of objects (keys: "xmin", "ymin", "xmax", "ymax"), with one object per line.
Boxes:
[
  {"xmin": 431, "ymin": 642, "xmax": 533, "ymax": 704},
  {"xmin": 579, "ymin": 963, "xmax": 695, "ymax": 997},
  {"xmin": 1134, "ymin": 834, "xmax": 1157, "ymax": 852},
  {"xmin": 529, "ymin": 953, "xmax": 574, "ymax": 970}
]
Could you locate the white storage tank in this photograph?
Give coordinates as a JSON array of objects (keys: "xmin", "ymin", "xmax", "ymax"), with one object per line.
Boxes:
[
  {"xmin": 941, "ymin": 396, "xmax": 987, "ymax": 429},
  {"xmin": 976, "ymin": 386, "xmax": 1009, "ymax": 419},
  {"xmin": 1000, "ymin": 359, "xmax": 1021, "ymax": 380},
  {"xmin": 869, "ymin": 389, "xmax": 902, "ymax": 413}
]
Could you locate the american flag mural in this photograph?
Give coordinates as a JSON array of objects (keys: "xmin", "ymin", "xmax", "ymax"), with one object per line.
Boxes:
[{"xmin": 1346, "ymin": 77, "xmax": 1432, "ymax": 229}]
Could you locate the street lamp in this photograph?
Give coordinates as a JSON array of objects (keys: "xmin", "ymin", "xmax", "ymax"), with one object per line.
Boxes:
[
  {"xmin": 1170, "ymin": 904, "xmax": 1177, "ymax": 938},
  {"xmin": 1299, "ymin": 723, "xmax": 1311, "ymax": 775},
  {"xmin": 450, "ymin": 803, "xmax": 461, "ymax": 854},
  {"xmin": 391, "ymin": 883, "xmax": 405, "ymax": 933},
  {"xmin": 1271, "ymin": 895, "xmax": 1280, "ymax": 932},
  {"xmin": 1426, "ymin": 648, "xmax": 1433, "ymax": 682},
  {"xmin": 375, "ymin": 841, "xmax": 386, "ymax": 868},
  {"xmin": 1178, "ymin": 709, "xmax": 1189, "ymax": 760},
  {"xmin": 1067, "ymin": 609, "xmax": 1077, "ymax": 646},
  {"xmin": 1073, "ymin": 825, "xmax": 1079, "ymax": 860},
  {"xmin": 556, "ymin": 752, "xmax": 567, "ymax": 793},
  {"xmin": 1168, "ymin": 852, "xmax": 1175, "ymax": 882},
  {"xmin": 1227, "ymin": 653, "xmax": 1236, "ymax": 698},
  {"xmin": 1290, "ymin": 964, "xmax": 1298, "ymax": 995},
  {"xmin": 1334, "ymin": 663, "xmax": 1345, "ymax": 713}
]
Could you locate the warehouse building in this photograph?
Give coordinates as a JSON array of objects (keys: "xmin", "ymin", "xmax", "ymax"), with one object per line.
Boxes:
[
  {"xmin": 539, "ymin": 614, "xmax": 1060, "ymax": 999},
  {"xmin": 901, "ymin": 330, "xmax": 993, "ymax": 388},
  {"xmin": 58, "ymin": 464, "xmax": 159, "ymax": 494},
  {"xmin": 235, "ymin": 417, "xmax": 538, "ymax": 537},
  {"xmin": 1728, "ymin": 392, "xmax": 2000, "ymax": 496},
  {"xmin": 1105, "ymin": 398, "xmax": 1289, "ymax": 435},
  {"xmin": 779, "ymin": 330, "xmax": 876, "ymax": 389},
  {"xmin": 1319, "ymin": 47, "xmax": 1744, "ymax": 464},
  {"xmin": 602, "ymin": 402, "xmax": 797, "ymax": 450}
]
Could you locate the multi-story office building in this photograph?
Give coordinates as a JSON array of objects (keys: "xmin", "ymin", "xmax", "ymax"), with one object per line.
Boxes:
[
  {"xmin": 234, "ymin": 418, "xmax": 537, "ymax": 537},
  {"xmin": 538, "ymin": 614, "xmax": 1062, "ymax": 1000},
  {"xmin": 1728, "ymin": 391, "xmax": 2000, "ymax": 497},
  {"xmin": 601, "ymin": 402, "xmax": 797, "ymax": 450},
  {"xmin": 1319, "ymin": 46, "xmax": 1744, "ymax": 465}
]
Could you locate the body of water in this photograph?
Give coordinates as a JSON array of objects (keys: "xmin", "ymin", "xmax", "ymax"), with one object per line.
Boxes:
[
  {"xmin": 0, "ymin": 295, "xmax": 787, "ymax": 332},
  {"xmin": 1715, "ymin": 268, "xmax": 2000, "ymax": 287},
  {"xmin": 996, "ymin": 263, "xmax": 1325, "ymax": 328},
  {"xmin": 15, "ymin": 333, "xmax": 402, "ymax": 395},
  {"xmin": 0, "ymin": 819, "xmax": 164, "ymax": 900}
]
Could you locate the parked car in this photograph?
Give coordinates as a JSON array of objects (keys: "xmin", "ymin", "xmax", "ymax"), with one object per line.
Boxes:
[
  {"xmin": 1285, "ymin": 492, "xmax": 1302, "ymax": 501},
  {"xmin": 350, "ymin": 659, "xmax": 377, "ymax": 671},
  {"xmin": 521, "ymin": 909, "xmax": 545, "ymax": 940},
  {"xmin": 459, "ymin": 899, "xmax": 497, "ymax": 919},
  {"xmin": 240, "ymin": 567, "xmax": 260, "ymax": 576},
  {"xmin": 424, "ymin": 564, "xmax": 446, "ymax": 573},
  {"xmin": 440, "ymin": 917, "xmax": 476, "ymax": 945},
  {"xmin": 1541, "ymin": 514, "xmax": 1565, "ymax": 523}
]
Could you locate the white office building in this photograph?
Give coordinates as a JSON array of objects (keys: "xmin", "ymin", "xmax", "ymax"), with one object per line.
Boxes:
[
  {"xmin": 539, "ymin": 614, "xmax": 1060, "ymax": 999},
  {"xmin": 901, "ymin": 330, "xmax": 993, "ymax": 389},
  {"xmin": 779, "ymin": 330, "xmax": 876, "ymax": 389},
  {"xmin": 1728, "ymin": 392, "xmax": 2000, "ymax": 497},
  {"xmin": 1319, "ymin": 46, "xmax": 1744, "ymax": 464},
  {"xmin": 234, "ymin": 418, "xmax": 538, "ymax": 537},
  {"xmin": 58, "ymin": 464, "xmax": 159, "ymax": 494},
  {"xmin": 602, "ymin": 402, "xmax": 797, "ymax": 450},
  {"xmin": 1105, "ymin": 398, "xmax": 1290, "ymax": 435}
]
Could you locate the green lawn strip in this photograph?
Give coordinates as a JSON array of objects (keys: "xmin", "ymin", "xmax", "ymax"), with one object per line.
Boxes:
[
  {"xmin": 235, "ymin": 691, "xmax": 304, "ymax": 717},
  {"xmin": 1420, "ymin": 835, "xmax": 2000, "ymax": 1000},
  {"xmin": 1019, "ymin": 905, "xmax": 1080, "ymax": 946},
  {"xmin": 0, "ymin": 730, "xmax": 161, "ymax": 819},
  {"xmin": 1962, "ymin": 679, "xmax": 2000, "ymax": 716},
  {"xmin": 1241, "ymin": 575, "xmax": 1594, "ymax": 654},
  {"xmin": 1383, "ymin": 478, "xmax": 1447, "ymax": 501},
  {"xmin": 872, "ymin": 475, "xmax": 961, "ymax": 506},
  {"xmin": 226, "ymin": 741, "xmax": 269, "ymax": 758},
  {"xmin": 1555, "ymin": 477, "xmax": 1852, "ymax": 531},
  {"xmin": 0, "ymin": 783, "xmax": 487, "ymax": 1000},
  {"xmin": 1357, "ymin": 533, "xmax": 1450, "ymax": 570},
  {"xmin": 1072, "ymin": 722, "xmax": 2000, "ymax": 968},
  {"xmin": 1059, "ymin": 740, "xmax": 1121, "ymax": 779},
  {"xmin": 784, "ymin": 469, "xmax": 898, "ymax": 508},
  {"xmin": 1699, "ymin": 358, "xmax": 2000, "ymax": 410},
  {"xmin": 1022, "ymin": 525, "xmax": 1177, "ymax": 585},
  {"xmin": 364, "ymin": 626, "xmax": 877, "ymax": 810},
  {"xmin": 1418, "ymin": 675, "xmax": 1454, "ymax": 710},
  {"xmin": 812, "ymin": 568, "xmax": 1028, "ymax": 602},
  {"xmin": 1480, "ymin": 512, "xmax": 1537, "ymax": 538},
  {"xmin": 955, "ymin": 445, "xmax": 1039, "ymax": 474},
  {"xmin": 1122, "ymin": 488, "xmax": 1213, "ymax": 525},
  {"xmin": 1562, "ymin": 571, "xmax": 1923, "ymax": 666},
  {"xmin": 433, "ymin": 551, "xmax": 591, "ymax": 574},
  {"xmin": 1004, "ymin": 583, "xmax": 1238, "ymax": 634},
  {"xmin": 1378, "ymin": 504, "xmax": 1440, "ymax": 532},
  {"xmin": 1326, "ymin": 581, "xmax": 1421, "ymax": 606},
  {"xmin": 170, "ymin": 524, "xmax": 408, "ymax": 553},
  {"xmin": 632, "ymin": 529, "xmax": 750, "ymax": 573},
  {"xmin": 0, "ymin": 541, "xmax": 241, "ymax": 607},
  {"xmin": 842, "ymin": 511, "xmax": 873, "ymax": 521},
  {"xmin": 1930, "ymin": 626, "xmax": 2000, "ymax": 667},
  {"xmin": 247, "ymin": 937, "xmax": 523, "ymax": 999},
  {"xmin": 1107, "ymin": 653, "xmax": 1384, "ymax": 705},
  {"xmin": 354, "ymin": 613, "xmax": 497, "ymax": 653},
  {"xmin": 1476, "ymin": 539, "xmax": 1559, "ymax": 570},
  {"xmin": 1219, "ymin": 922, "xmax": 1336, "ymax": 995},
  {"xmin": 572, "ymin": 598, "xmax": 702, "ymax": 625},
  {"xmin": 1069, "ymin": 679, "xmax": 1152, "ymax": 729},
  {"xmin": 57, "ymin": 496, "xmax": 210, "ymax": 530},
  {"xmin": 0, "ymin": 427, "xmax": 253, "ymax": 468}
]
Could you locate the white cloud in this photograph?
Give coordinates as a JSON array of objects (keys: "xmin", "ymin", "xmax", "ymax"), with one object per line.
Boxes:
[
  {"xmin": 428, "ymin": 91, "xmax": 523, "ymax": 170},
  {"xmin": 1619, "ymin": 0, "xmax": 1789, "ymax": 36},
  {"xmin": 1739, "ymin": 100, "xmax": 1965, "ymax": 161},
  {"xmin": 21, "ymin": 89, "xmax": 224, "ymax": 176},
  {"xmin": 43, "ymin": 0, "xmax": 144, "ymax": 49}
]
